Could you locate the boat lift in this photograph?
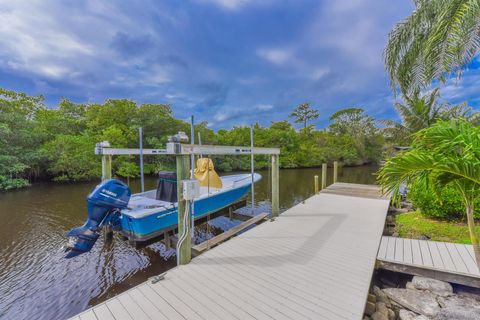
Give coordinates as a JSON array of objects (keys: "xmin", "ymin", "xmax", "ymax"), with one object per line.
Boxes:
[{"xmin": 95, "ymin": 133, "xmax": 280, "ymax": 265}]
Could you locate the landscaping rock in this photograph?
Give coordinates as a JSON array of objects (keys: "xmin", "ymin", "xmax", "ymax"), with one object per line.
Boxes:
[
  {"xmin": 373, "ymin": 286, "xmax": 391, "ymax": 306},
  {"xmin": 376, "ymin": 302, "xmax": 389, "ymax": 315},
  {"xmin": 398, "ymin": 309, "xmax": 430, "ymax": 320},
  {"xmin": 371, "ymin": 311, "xmax": 389, "ymax": 320},
  {"xmin": 387, "ymin": 308, "xmax": 395, "ymax": 320},
  {"xmin": 434, "ymin": 295, "xmax": 480, "ymax": 319},
  {"xmin": 405, "ymin": 282, "xmax": 415, "ymax": 290},
  {"xmin": 418, "ymin": 234, "xmax": 430, "ymax": 240},
  {"xmin": 383, "ymin": 288, "xmax": 440, "ymax": 318},
  {"xmin": 434, "ymin": 308, "xmax": 480, "ymax": 320},
  {"xmin": 392, "ymin": 232, "xmax": 399, "ymax": 237},
  {"xmin": 411, "ymin": 276, "xmax": 453, "ymax": 296}
]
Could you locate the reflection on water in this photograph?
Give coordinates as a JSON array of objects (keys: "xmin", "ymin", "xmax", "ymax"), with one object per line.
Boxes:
[{"xmin": 0, "ymin": 165, "xmax": 377, "ymax": 320}]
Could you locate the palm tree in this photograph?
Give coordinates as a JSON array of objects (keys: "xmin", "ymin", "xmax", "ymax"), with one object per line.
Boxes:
[
  {"xmin": 384, "ymin": 0, "xmax": 480, "ymax": 94},
  {"xmin": 378, "ymin": 120, "xmax": 480, "ymax": 267},
  {"xmin": 382, "ymin": 88, "xmax": 479, "ymax": 144}
]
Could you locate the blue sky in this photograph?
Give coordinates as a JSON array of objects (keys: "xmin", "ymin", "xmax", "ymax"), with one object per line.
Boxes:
[{"xmin": 1, "ymin": 0, "xmax": 478, "ymax": 129}]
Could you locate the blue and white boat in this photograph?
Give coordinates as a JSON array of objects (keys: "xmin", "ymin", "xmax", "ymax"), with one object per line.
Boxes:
[{"xmin": 65, "ymin": 171, "xmax": 260, "ymax": 258}]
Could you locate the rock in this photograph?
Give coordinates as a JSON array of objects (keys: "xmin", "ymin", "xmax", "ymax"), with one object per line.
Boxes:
[
  {"xmin": 373, "ymin": 286, "xmax": 391, "ymax": 306},
  {"xmin": 411, "ymin": 276, "xmax": 453, "ymax": 296},
  {"xmin": 371, "ymin": 311, "xmax": 389, "ymax": 320},
  {"xmin": 405, "ymin": 282, "xmax": 415, "ymax": 290},
  {"xmin": 376, "ymin": 302, "xmax": 389, "ymax": 315},
  {"xmin": 392, "ymin": 232, "xmax": 399, "ymax": 237},
  {"xmin": 383, "ymin": 288, "xmax": 440, "ymax": 318},
  {"xmin": 434, "ymin": 308, "xmax": 480, "ymax": 320},
  {"xmin": 398, "ymin": 310, "xmax": 430, "ymax": 320},
  {"xmin": 365, "ymin": 301, "xmax": 376, "ymax": 316},
  {"xmin": 386, "ymin": 215, "xmax": 394, "ymax": 223},
  {"xmin": 434, "ymin": 295, "xmax": 480, "ymax": 319},
  {"xmin": 398, "ymin": 309, "xmax": 417, "ymax": 320},
  {"xmin": 418, "ymin": 234, "xmax": 430, "ymax": 240},
  {"xmin": 387, "ymin": 308, "xmax": 395, "ymax": 320}
]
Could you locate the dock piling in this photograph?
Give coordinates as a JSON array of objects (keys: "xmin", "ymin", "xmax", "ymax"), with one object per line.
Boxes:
[
  {"xmin": 176, "ymin": 154, "xmax": 191, "ymax": 265},
  {"xmin": 101, "ymin": 155, "xmax": 112, "ymax": 181},
  {"xmin": 314, "ymin": 175, "xmax": 319, "ymax": 194},
  {"xmin": 321, "ymin": 163, "xmax": 327, "ymax": 189},
  {"xmin": 271, "ymin": 154, "xmax": 279, "ymax": 218},
  {"xmin": 333, "ymin": 161, "xmax": 338, "ymax": 183}
]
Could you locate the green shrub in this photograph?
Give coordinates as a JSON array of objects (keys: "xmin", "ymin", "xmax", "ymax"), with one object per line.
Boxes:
[{"xmin": 408, "ymin": 182, "xmax": 480, "ymax": 221}]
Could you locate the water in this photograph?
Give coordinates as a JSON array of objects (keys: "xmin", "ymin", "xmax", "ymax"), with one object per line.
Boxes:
[{"xmin": 0, "ymin": 165, "xmax": 378, "ymax": 320}]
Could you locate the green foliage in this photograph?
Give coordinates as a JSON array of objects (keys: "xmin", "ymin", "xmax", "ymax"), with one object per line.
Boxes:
[
  {"xmin": 396, "ymin": 211, "xmax": 479, "ymax": 244},
  {"xmin": 0, "ymin": 88, "xmax": 385, "ymax": 190},
  {"xmin": 42, "ymin": 134, "xmax": 100, "ymax": 181},
  {"xmin": 384, "ymin": 0, "xmax": 480, "ymax": 94},
  {"xmin": 408, "ymin": 182, "xmax": 480, "ymax": 220},
  {"xmin": 329, "ymin": 108, "xmax": 384, "ymax": 164},
  {"xmin": 378, "ymin": 120, "xmax": 480, "ymax": 256},
  {"xmin": 289, "ymin": 102, "xmax": 319, "ymax": 129},
  {"xmin": 381, "ymin": 88, "xmax": 479, "ymax": 144}
]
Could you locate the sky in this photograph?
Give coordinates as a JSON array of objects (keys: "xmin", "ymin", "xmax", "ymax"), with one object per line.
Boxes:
[{"xmin": 1, "ymin": 0, "xmax": 479, "ymax": 129}]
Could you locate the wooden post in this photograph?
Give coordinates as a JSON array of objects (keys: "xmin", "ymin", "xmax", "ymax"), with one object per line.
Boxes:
[
  {"xmin": 101, "ymin": 155, "xmax": 112, "ymax": 181},
  {"xmin": 176, "ymin": 154, "xmax": 191, "ymax": 265},
  {"xmin": 314, "ymin": 175, "xmax": 319, "ymax": 194},
  {"xmin": 271, "ymin": 154, "xmax": 279, "ymax": 218},
  {"xmin": 333, "ymin": 161, "xmax": 338, "ymax": 183},
  {"xmin": 321, "ymin": 163, "xmax": 327, "ymax": 189},
  {"xmin": 163, "ymin": 231, "xmax": 171, "ymax": 250}
]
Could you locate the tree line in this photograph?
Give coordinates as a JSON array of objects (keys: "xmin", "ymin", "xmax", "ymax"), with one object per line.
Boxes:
[{"xmin": 0, "ymin": 88, "xmax": 388, "ymax": 190}]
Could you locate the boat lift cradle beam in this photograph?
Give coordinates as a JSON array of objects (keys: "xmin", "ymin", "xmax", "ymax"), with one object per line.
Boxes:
[{"xmin": 95, "ymin": 143, "xmax": 280, "ymax": 156}]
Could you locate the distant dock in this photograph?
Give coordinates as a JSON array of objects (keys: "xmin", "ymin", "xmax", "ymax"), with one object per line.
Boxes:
[{"xmin": 71, "ymin": 183, "xmax": 391, "ymax": 320}]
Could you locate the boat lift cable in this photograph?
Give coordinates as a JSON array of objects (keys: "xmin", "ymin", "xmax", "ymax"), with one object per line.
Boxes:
[
  {"xmin": 190, "ymin": 116, "xmax": 195, "ymax": 237},
  {"xmin": 250, "ymin": 124, "xmax": 255, "ymax": 215},
  {"xmin": 139, "ymin": 127, "xmax": 145, "ymax": 193}
]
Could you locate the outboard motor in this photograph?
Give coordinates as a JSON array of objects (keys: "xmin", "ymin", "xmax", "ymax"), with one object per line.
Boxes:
[{"xmin": 65, "ymin": 179, "xmax": 131, "ymax": 258}]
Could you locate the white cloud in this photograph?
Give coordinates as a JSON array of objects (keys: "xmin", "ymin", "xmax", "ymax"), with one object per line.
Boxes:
[
  {"xmin": 310, "ymin": 68, "xmax": 329, "ymax": 81},
  {"xmin": 257, "ymin": 48, "xmax": 293, "ymax": 65},
  {"xmin": 0, "ymin": 1, "xmax": 94, "ymax": 79},
  {"xmin": 256, "ymin": 103, "xmax": 273, "ymax": 111},
  {"xmin": 196, "ymin": 0, "xmax": 255, "ymax": 10}
]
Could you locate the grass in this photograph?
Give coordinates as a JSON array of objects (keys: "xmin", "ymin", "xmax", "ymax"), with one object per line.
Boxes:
[{"xmin": 396, "ymin": 211, "xmax": 480, "ymax": 244}]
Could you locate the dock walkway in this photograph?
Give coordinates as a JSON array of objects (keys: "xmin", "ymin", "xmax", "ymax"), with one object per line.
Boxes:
[
  {"xmin": 72, "ymin": 183, "xmax": 390, "ymax": 320},
  {"xmin": 377, "ymin": 236, "xmax": 480, "ymax": 287}
]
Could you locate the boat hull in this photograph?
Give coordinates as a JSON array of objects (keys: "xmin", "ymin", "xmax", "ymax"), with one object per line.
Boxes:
[{"xmin": 119, "ymin": 183, "xmax": 252, "ymax": 242}]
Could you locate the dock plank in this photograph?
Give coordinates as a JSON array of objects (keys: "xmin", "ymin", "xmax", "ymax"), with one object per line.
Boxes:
[
  {"xmin": 403, "ymin": 238, "xmax": 413, "ymax": 264},
  {"xmin": 79, "ymin": 311, "xmax": 98, "ymax": 320},
  {"xmin": 441, "ymin": 242, "xmax": 461, "ymax": 273},
  {"xmin": 427, "ymin": 241, "xmax": 444, "ymax": 269},
  {"xmin": 70, "ymin": 183, "xmax": 390, "ymax": 320},
  {"xmin": 394, "ymin": 238, "xmax": 404, "ymax": 262},
  {"xmin": 92, "ymin": 305, "xmax": 114, "ymax": 320},
  {"xmin": 105, "ymin": 299, "xmax": 133, "ymax": 320}
]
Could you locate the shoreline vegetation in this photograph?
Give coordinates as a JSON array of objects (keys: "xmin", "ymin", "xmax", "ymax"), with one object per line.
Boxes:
[
  {"xmin": 396, "ymin": 211, "xmax": 479, "ymax": 244},
  {"xmin": 0, "ymin": 88, "xmax": 385, "ymax": 191}
]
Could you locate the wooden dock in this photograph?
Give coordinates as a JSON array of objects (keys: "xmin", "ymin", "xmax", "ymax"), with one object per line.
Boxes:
[
  {"xmin": 71, "ymin": 183, "xmax": 391, "ymax": 320},
  {"xmin": 377, "ymin": 236, "xmax": 480, "ymax": 287}
]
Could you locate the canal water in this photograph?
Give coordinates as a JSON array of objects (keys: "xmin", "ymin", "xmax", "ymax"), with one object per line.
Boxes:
[{"xmin": 0, "ymin": 165, "xmax": 378, "ymax": 320}]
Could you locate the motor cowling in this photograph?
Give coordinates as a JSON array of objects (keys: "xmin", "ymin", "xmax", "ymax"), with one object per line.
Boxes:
[{"xmin": 65, "ymin": 179, "xmax": 131, "ymax": 258}]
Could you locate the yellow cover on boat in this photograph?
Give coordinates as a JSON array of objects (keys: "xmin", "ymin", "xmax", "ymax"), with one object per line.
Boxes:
[{"xmin": 194, "ymin": 158, "xmax": 223, "ymax": 189}]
